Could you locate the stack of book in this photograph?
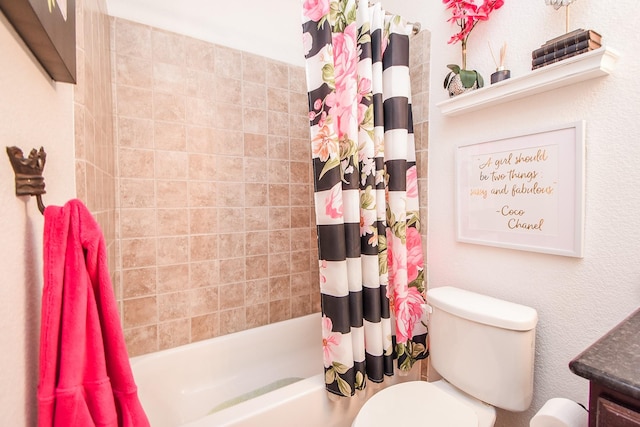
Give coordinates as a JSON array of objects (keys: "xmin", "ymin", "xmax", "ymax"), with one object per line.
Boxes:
[{"xmin": 531, "ymin": 28, "xmax": 602, "ymax": 70}]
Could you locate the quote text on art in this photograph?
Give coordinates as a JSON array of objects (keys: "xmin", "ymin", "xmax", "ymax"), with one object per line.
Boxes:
[{"xmin": 466, "ymin": 144, "xmax": 559, "ymax": 235}]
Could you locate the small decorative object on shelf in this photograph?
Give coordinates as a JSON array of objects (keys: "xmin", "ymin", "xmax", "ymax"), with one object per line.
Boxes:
[
  {"xmin": 532, "ymin": 28, "xmax": 602, "ymax": 70},
  {"xmin": 443, "ymin": 0, "xmax": 505, "ymax": 97},
  {"xmin": 490, "ymin": 42, "xmax": 510, "ymax": 84},
  {"xmin": 545, "ymin": 0, "xmax": 578, "ymax": 34},
  {"xmin": 444, "ymin": 64, "xmax": 482, "ymax": 97},
  {"xmin": 438, "ymin": 47, "xmax": 618, "ymax": 117},
  {"xmin": 535, "ymin": 0, "xmax": 602, "ymax": 69}
]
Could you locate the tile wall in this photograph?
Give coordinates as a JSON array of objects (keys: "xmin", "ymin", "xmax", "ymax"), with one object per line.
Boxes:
[
  {"xmin": 74, "ymin": 0, "xmax": 117, "ymax": 277},
  {"xmin": 108, "ymin": 17, "xmax": 430, "ymax": 359},
  {"xmin": 110, "ymin": 18, "xmax": 320, "ymax": 356},
  {"xmin": 411, "ymin": 29, "xmax": 430, "ymax": 273},
  {"xmin": 409, "ymin": 29, "xmax": 432, "ymax": 381}
]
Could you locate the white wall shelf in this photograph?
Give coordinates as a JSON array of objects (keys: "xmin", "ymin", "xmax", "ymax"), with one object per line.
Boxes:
[{"xmin": 437, "ymin": 47, "xmax": 619, "ymax": 117}]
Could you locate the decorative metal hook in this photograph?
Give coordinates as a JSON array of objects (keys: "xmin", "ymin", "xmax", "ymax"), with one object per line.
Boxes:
[{"xmin": 6, "ymin": 146, "xmax": 47, "ymax": 215}]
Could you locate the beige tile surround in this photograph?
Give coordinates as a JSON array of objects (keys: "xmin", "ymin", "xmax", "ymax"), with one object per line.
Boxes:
[
  {"xmin": 74, "ymin": 0, "xmax": 117, "ymax": 279},
  {"xmin": 111, "ymin": 18, "xmax": 320, "ymax": 356},
  {"xmin": 75, "ymin": 16, "xmax": 431, "ymax": 359}
]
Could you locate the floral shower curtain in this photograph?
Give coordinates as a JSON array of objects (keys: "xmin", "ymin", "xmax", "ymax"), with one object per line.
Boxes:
[{"xmin": 302, "ymin": 0, "xmax": 428, "ymax": 397}]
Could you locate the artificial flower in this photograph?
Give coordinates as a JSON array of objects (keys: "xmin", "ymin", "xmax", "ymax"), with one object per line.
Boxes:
[
  {"xmin": 322, "ymin": 315, "xmax": 342, "ymax": 368},
  {"xmin": 443, "ymin": 0, "xmax": 504, "ymax": 90}
]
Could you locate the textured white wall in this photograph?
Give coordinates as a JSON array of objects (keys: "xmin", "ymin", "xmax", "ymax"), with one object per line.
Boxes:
[
  {"xmin": 8, "ymin": 0, "xmax": 637, "ymax": 425},
  {"xmin": 383, "ymin": 1, "xmax": 640, "ymax": 426},
  {"xmin": 0, "ymin": 12, "xmax": 76, "ymax": 426},
  {"xmin": 106, "ymin": 1, "xmax": 640, "ymax": 425}
]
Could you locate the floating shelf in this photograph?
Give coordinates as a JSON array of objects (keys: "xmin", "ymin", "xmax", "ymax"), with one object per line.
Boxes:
[{"xmin": 437, "ymin": 47, "xmax": 619, "ymax": 117}]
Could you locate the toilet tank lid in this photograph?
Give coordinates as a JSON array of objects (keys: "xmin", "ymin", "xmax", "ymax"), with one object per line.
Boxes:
[{"xmin": 427, "ymin": 286, "xmax": 538, "ymax": 331}]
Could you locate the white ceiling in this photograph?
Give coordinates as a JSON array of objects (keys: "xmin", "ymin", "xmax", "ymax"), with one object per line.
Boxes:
[{"xmin": 105, "ymin": 0, "xmax": 306, "ymax": 65}]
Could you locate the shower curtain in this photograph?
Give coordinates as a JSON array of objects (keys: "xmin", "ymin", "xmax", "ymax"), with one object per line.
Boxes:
[{"xmin": 302, "ymin": 0, "xmax": 427, "ymax": 397}]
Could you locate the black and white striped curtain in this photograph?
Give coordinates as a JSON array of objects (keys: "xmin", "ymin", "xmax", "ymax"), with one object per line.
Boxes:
[{"xmin": 302, "ymin": 0, "xmax": 428, "ymax": 397}]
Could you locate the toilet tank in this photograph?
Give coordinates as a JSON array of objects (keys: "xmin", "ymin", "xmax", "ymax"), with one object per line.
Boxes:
[{"xmin": 427, "ymin": 287, "xmax": 538, "ymax": 412}]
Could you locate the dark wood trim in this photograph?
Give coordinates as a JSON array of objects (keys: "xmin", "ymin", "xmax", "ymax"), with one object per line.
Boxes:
[
  {"xmin": 590, "ymin": 382, "xmax": 640, "ymax": 426},
  {"xmin": 0, "ymin": 0, "xmax": 76, "ymax": 83}
]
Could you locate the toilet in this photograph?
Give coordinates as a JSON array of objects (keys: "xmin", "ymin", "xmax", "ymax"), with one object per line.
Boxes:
[{"xmin": 353, "ymin": 286, "xmax": 538, "ymax": 427}]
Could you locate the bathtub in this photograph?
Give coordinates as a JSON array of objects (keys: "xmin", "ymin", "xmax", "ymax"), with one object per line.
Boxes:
[{"xmin": 131, "ymin": 313, "xmax": 421, "ymax": 427}]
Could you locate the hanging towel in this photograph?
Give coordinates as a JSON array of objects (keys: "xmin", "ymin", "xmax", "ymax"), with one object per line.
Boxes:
[{"xmin": 38, "ymin": 199, "xmax": 150, "ymax": 427}]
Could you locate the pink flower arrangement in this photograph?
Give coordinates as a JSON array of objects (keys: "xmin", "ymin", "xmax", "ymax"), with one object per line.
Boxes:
[
  {"xmin": 322, "ymin": 315, "xmax": 342, "ymax": 368},
  {"xmin": 443, "ymin": 0, "xmax": 505, "ymax": 91},
  {"xmin": 406, "ymin": 166, "xmax": 418, "ymax": 199},
  {"xmin": 312, "ymin": 124, "xmax": 337, "ymax": 162},
  {"xmin": 444, "ymin": 0, "xmax": 504, "ymax": 54},
  {"xmin": 406, "ymin": 227, "xmax": 423, "ymax": 283},
  {"xmin": 303, "ymin": 0, "xmax": 330, "ymax": 22},
  {"xmin": 327, "ymin": 23, "xmax": 359, "ymax": 139},
  {"xmin": 393, "ymin": 286, "xmax": 425, "ymax": 344},
  {"xmin": 325, "ymin": 184, "xmax": 343, "ymax": 219}
]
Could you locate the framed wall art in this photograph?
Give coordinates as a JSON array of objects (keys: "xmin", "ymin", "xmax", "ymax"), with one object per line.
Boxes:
[
  {"xmin": 456, "ymin": 121, "xmax": 585, "ymax": 257},
  {"xmin": 0, "ymin": 0, "xmax": 76, "ymax": 83}
]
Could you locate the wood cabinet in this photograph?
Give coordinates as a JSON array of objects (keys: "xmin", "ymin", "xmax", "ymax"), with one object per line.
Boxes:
[
  {"xmin": 589, "ymin": 383, "xmax": 640, "ymax": 427},
  {"xmin": 570, "ymin": 309, "xmax": 640, "ymax": 427}
]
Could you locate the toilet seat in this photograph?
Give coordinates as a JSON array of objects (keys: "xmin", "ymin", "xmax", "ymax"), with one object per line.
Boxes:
[{"xmin": 352, "ymin": 380, "xmax": 496, "ymax": 427}]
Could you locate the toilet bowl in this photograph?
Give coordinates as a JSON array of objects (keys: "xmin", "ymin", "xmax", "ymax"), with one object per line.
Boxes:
[
  {"xmin": 352, "ymin": 288, "xmax": 585, "ymax": 427},
  {"xmin": 352, "ymin": 379, "xmax": 496, "ymax": 427},
  {"xmin": 353, "ymin": 383, "xmax": 587, "ymax": 427},
  {"xmin": 353, "ymin": 286, "xmax": 538, "ymax": 427}
]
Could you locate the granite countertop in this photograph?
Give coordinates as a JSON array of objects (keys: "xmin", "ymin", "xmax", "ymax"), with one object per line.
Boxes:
[{"xmin": 570, "ymin": 307, "xmax": 640, "ymax": 400}]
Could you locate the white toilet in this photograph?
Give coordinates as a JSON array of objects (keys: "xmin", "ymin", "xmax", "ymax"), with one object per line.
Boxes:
[{"xmin": 353, "ymin": 286, "xmax": 538, "ymax": 427}]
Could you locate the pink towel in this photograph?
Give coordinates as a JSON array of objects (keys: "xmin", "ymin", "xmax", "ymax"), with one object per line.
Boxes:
[{"xmin": 38, "ymin": 199, "xmax": 149, "ymax": 427}]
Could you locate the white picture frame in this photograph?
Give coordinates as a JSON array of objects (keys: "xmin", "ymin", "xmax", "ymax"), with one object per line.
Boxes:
[{"xmin": 456, "ymin": 121, "xmax": 585, "ymax": 257}]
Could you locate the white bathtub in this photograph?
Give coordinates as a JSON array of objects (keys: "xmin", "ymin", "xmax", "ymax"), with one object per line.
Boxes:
[{"xmin": 131, "ymin": 313, "xmax": 421, "ymax": 427}]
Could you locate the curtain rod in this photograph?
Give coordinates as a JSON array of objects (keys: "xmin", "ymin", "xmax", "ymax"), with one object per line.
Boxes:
[
  {"xmin": 383, "ymin": 10, "xmax": 421, "ymax": 35},
  {"xmin": 368, "ymin": 0, "xmax": 421, "ymax": 34},
  {"xmin": 408, "ymin": 21, "xmax": 421, "ymax": 35}
]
